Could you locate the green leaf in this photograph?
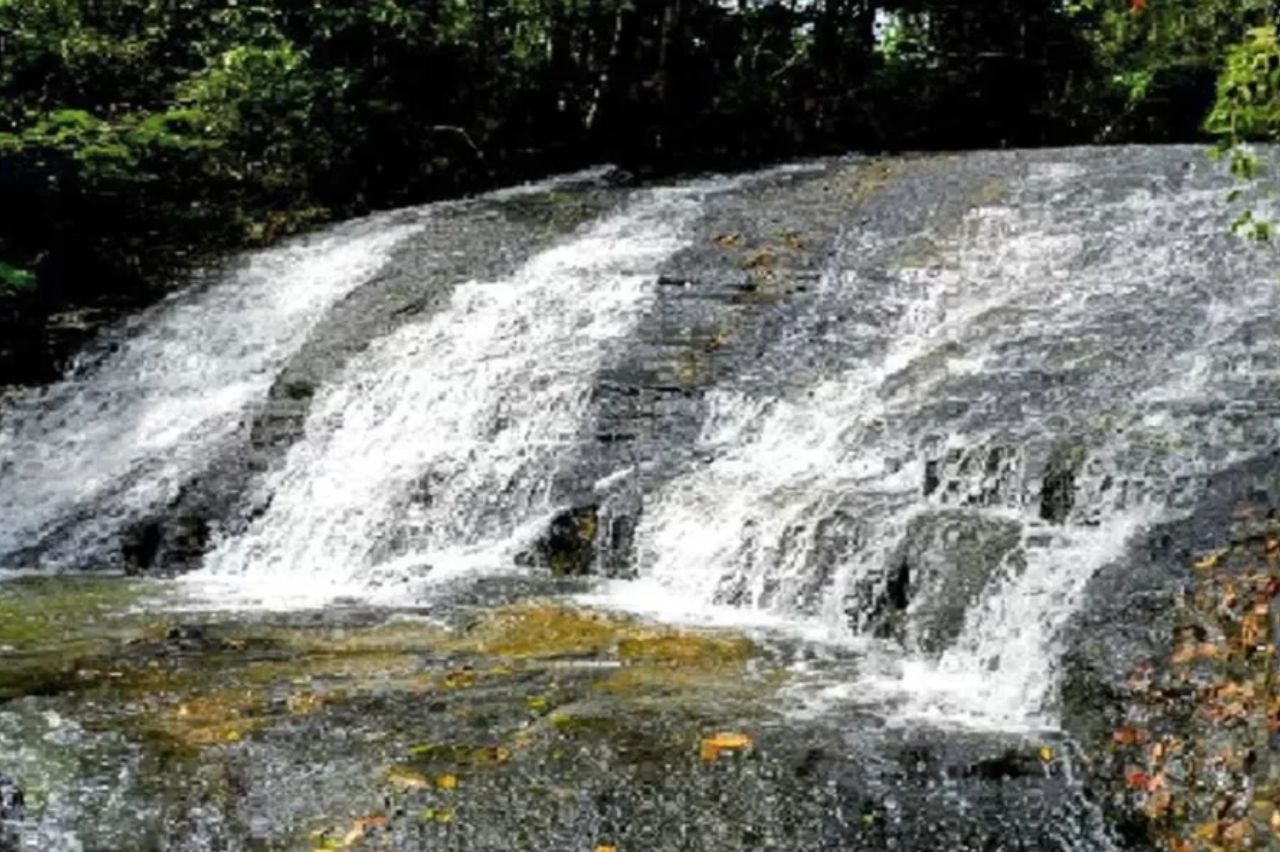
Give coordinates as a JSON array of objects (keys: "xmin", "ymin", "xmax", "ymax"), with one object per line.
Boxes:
[{"xmin": 0, "ymin": 261, "xmax": 37, "ymax": 293}]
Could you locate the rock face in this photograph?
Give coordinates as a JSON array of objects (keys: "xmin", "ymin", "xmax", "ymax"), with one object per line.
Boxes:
[
  {"xmin": 1058, "ymin": 450, "xmax": 1280, "ymax": 845},
  {"xmin": 518, "ymin": 504, "xmax": 600, "ymax": 576},
  {"xmin": 853, "ymin": 510, "xmax": 1023, "ymax": 652}
]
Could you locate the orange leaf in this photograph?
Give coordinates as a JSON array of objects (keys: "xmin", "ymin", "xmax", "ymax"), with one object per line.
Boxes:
[
  {"xmin": 1124, "ymin": 768, "xmax": 1149, "ymax": 790},
  {"xmin": 1112, "ymin": 726, "xmax": 1147, "ymax": 746},
  {"xmin": 700, "ymin": 731, "xmax": 752, "ymax": 762}
]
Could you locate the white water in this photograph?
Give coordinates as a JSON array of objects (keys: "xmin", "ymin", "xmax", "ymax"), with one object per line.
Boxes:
[
  {"xmin": 624, "ymin": 163, "xmax": 1280, "ymax": 729},
  {"xmin": 5, "ymin": 154, "xmax": 1277, "ymax": 736},
  {"xmin": 0, "ymin": 216, "xmax": 422, "ymax": 568},
  {"xmin": 187, "ymin": 185, "xmax": 714, "ymax": 607}
]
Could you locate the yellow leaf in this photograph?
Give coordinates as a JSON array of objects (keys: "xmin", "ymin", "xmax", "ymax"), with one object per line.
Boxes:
[
  {"xmin": 1195, "ymin": 551, "xmax": 1225, "ymax": 571},
  {"xmin": 597, "ymin": 846, "xmax": 618, "ymax": 852},
  {"xmin": 385, "ymin": 767, "xmax": 430, "ymax": 790},
  {"xmin": 1039, "ymin": 746, "xmax": 1053, "ymax": 762},
  {"xmin": 436, "ymin": 773, "xmax": 458, "ymax": 790},
  {"xmin": 1191, "ymin": 821, "xmax": 1220, "ymax": 841},
  {"xmin": 700, "ymin": 731, "xmax": 752, "ymax": 762}
]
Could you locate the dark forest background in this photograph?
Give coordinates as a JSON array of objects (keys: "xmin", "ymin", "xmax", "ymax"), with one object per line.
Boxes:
[{"xmin": 1, "ymin": 0, "xmax": 1278, "ymax": 383}]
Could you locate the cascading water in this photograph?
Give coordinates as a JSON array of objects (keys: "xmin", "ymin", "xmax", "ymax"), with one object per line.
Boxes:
[
  {"xmin": 0, "ymin": 215, "xmax": 422, "ymax": 569},
  {"xmin": 3, "ymin": 150, "xmax": 1277, "ymax": 741},
  {"xmin": 622, "ymin": 159, "xmax": 1280, "ymax": 729},
  {"xmin": 8, "ymin": 150, "xmax": 1279, "ymax": 850},
  {"xmin": 187, "ymin": 184, "xmax": 718, "ymax": 606}
]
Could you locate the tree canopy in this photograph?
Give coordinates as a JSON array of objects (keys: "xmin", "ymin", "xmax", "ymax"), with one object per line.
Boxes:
[{"xmin": 0, "ymin": 0, "xmax": 1275, "ymax": 381}]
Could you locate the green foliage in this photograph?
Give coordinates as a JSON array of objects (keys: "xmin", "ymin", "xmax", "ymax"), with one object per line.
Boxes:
[
  {"xmin": 1205, "ymin": 26, "xmax": 1280, "ymax": 243},
  {"xmin": 1067, "ymin": 0, "xmax": 1270, "ymax": 140},
  {"xmin": 0, "ymin": 0, "xmax": 1275, "ymax": 380},
  {"xmin": 1206, "ymin": 26, "xmax": 1280, "ymax": 146},
  {"xmin": 0, "ymin": 261, "xmax": 36, "ymax": 294}
]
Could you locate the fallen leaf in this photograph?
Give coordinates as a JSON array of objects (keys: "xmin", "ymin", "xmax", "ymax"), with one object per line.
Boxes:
[
  {"xmin": 1039, "ymin": 746, "xmax": 1053, "ymax": 762},
  {"xmin": 334, "ymin": 814, "xmax": 388, "ymax": 848},
  {"xmin": 713, "ymin": 233, "xmax": 742, "ymax": 248},
  {"xmin": 596, "ymin": 847, "xmax": 618, "ymax": 852},
  {"xmin": 1124, "ymin": 768, "xmax": 1149, "ymax": 790},
  {"xmin": 1191, "ymin": 821, "xmax": 1220, "ymax": 841},
  {"xmin": 436, "ymin": 773, "xmax": 458, "ymax": 790},
  {"xmin": 385, "ymin": 767, "xmax": 430, "ymax": 790},
  {"xmin": 1195, "ymin": 552, "xmax": 1224, "ymax": 571},
  {"xmin": 1113, "ymin": 727, "xmax": 1147, "ymax": 746},
  {"xmin": 700, "ymin": 731, "xmax": 752, "ymax": 762}
]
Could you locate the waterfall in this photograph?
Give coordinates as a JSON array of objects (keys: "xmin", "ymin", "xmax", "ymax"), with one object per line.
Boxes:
[
  {"xmin": 0, "ymin": 215, "xmax": 422, "ymax": 569},
  {"xmin": 188, "ymin": 184, "xmax": 716, "ymax": 606},
  {"xmin": 621, "ymin": 161, "xmax": 1280, "ymax": 728},
  {"xmin": 4, "ymin": 151, "xmax": 1277, "ymax": 735}
]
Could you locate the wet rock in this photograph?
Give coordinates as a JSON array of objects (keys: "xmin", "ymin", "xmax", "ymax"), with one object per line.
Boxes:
[
  {"xmin": 522, "ymin": 505, "xmax": 600, "ymax": 576},
  {"xmin": 1061, "ymin": 451, "xmax": 1280, "ymax": 843},
  {"xmin": 120, "ymin": 513, "xmax": 210, "ymax": 575},
  {"xmin": 0, "ymin": 777, "xmax": 23, "ymax": 821},
  {"xmin": 1040, "ymin": 443, "xmax": 1086, "ymax": 524},
  {"xmin": 0, "ymin": 777, "xmax": 20, "ymax": 852},
  {"xmin": 852, "ymin": 511, "xmax": 1022, "ymax": 652},
  {"xmin": 120, "ymin": 520, "xmax": 163, "ymax": 574}
]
